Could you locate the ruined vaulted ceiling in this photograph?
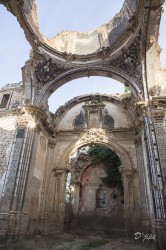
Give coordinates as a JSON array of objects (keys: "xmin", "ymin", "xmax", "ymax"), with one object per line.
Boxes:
[
  {"xmin": 1, "ymin": 0, "xmax": 141, "ymax": 62},
  {"xmin": 0, "ymin": 0, "xmax": 165, "ymax": 102}
]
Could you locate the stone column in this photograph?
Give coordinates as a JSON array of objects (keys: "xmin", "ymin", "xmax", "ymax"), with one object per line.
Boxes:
[
  {"xmin": 122, "ymin": 170, "xmax": 134, "ymax": 237},
  {"xmin": 135, "ymin": 130, "xmax": 153, "ymax": 232},
  {"xmin": 47, "ymin": 168, "xmax": 67, "ymax": 234},
  {"xmin": 21, "ymin": 126, "xmax": 41, "ymax": 235},
  {"xmin": 38, "ymin": 139, "xmax": 56, "ymax": 234}
]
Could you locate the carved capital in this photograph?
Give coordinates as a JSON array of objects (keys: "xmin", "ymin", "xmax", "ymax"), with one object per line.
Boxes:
[{"xmin": 52, "ymin": 168, "xmax": 67, "ymax": 177}]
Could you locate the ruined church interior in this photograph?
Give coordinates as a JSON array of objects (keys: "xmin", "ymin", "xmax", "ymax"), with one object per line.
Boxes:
[{"xmin": 0, "ymin": 0, "xmax": 166, "ymax": 249}]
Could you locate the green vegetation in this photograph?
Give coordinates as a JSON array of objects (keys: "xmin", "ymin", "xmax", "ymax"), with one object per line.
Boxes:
[
  {"xmin": 124, "ymin": 86, "xmax": 131, "ymax": 93},
  {"xmin": 87, "ymin": 144, "xmax": 123, "ymax": 193},
  {"xmin": 96, "ymin": 95, "xmax": 104, "ymax": 103}
]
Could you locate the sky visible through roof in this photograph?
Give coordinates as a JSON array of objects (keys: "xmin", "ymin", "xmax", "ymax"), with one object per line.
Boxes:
[{"xmin": 0, "ymin": 1, "xmax": 166, "ymax": 112}]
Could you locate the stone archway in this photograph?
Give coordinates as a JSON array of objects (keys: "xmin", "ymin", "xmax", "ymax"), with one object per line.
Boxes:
[
  {"xmin": 64, "ymin": 144, "xmax": 125, "ymax": 235},
  {"xmin": 35, "ymin": 65, "xmax": 143, "ymax": 106},
  {"xmin": 54, "ymin": 133, "xmax": 139, "ymax": 236}
]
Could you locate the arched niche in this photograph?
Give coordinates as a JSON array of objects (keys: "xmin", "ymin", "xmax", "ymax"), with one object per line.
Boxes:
[{"xmin": 53, "ymin": 94, "xmax": 134, "ymax": 131}]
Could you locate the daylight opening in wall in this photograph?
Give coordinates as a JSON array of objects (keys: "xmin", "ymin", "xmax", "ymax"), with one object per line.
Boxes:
[
  {"xmin": 36, "ymin": 0, "xmax": 123, "ymax": 36},
  {"xmin": 48, "ymin": 77, "xmax": 125, "ymax": 113}
]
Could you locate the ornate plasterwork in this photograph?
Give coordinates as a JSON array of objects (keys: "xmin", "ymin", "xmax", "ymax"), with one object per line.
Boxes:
[
  {"xmin": 34, "ymin": 58, "xmax": 71, "ymax": 92},
  {"xmin": 81, "ymin": 128, "xmax": 108, "ymax": 143},
  {"xmin": 109, "ymin": 36, "xmax": 142, "ymax": 89}
]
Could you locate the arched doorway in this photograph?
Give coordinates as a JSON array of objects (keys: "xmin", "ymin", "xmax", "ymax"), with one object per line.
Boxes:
[{"xmin": 65, "ymin": 144, "xmax": 125, "ymax": 235}]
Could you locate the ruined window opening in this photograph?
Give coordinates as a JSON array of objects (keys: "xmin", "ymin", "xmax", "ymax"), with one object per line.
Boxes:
[
  {"xmin": 65, "ymin": 172, "xmax": 72, "ymax": 203},
  {"xmin": 96, "ymin": 189, "xmax": 107, "ymax": 209},
  {"xmin": 0, "ymin": 94, "xmax": 10, "ymax": 108}
]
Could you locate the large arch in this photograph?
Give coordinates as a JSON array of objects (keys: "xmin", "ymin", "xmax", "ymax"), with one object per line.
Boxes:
[
  {"xmin": 52, "ymin": 137, "xmax": 139, "ymax": 235},
  {"xmin": 57, "ymin": 138, "xmax": 134, "ymax": 173},
  {"xmin": 35, "ymin": 65, "xmax": 143, "ymax": 105}
]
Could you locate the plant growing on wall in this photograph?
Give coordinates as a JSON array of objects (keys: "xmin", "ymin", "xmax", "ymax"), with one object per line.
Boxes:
[
  {"xmin": 87, "ymin": 144, "xmax": 123, "ymax": 193},
  {"xmin": 124, "ymin": 86, "xmax": 131, "ymax": 93}
]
